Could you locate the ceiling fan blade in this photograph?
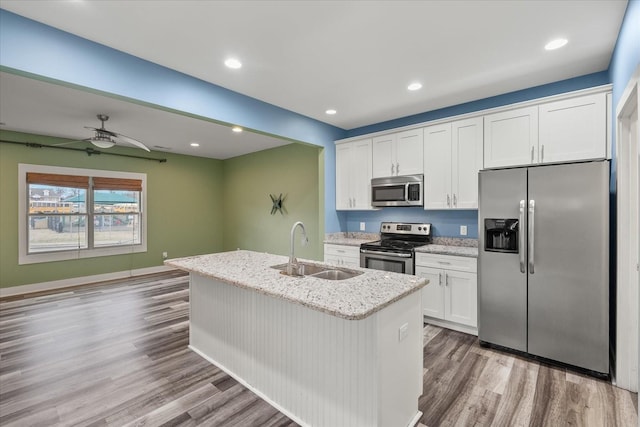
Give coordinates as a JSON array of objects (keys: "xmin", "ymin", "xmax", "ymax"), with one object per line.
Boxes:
[
  {"xmin": 52, "ymin": 139, "xmax": 87, "ymax": 147},
  {"xmin": 113, "ymin": 132, "xmax": 151, "ymax": 152}
]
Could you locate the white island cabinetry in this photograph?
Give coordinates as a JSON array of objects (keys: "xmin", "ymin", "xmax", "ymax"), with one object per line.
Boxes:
[{"xmin": 166, "ymin": 251, "xmax": 426, "ymax": 427}]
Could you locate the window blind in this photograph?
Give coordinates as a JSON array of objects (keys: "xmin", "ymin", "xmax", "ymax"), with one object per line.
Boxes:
[
  {"xmin": 92, "ymin": 177, "xmax": 143, "ymax": 191},
  {"xmin": 26, "ymin": 172, "xmax": 89, "ymax": 189}
]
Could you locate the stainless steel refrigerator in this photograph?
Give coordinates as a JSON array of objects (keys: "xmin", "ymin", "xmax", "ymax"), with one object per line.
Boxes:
[{"xmin": 478, "ymin": 160, "xmax": 609, "ymax": 374}]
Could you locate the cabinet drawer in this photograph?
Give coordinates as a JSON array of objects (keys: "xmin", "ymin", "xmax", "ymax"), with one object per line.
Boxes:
[
  {"xmin": 324, "ymin": 244, "xmax": 360, "ymax": 258},
  {"xmin": 415, "ymin": 253, "xmax": 477, "ymax": 273}
]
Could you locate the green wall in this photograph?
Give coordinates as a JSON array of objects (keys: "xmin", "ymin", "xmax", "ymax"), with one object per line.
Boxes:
[
  {"xmin": 0, "ymin": 130, "xmax": 225, "ymax": 287},
  {"xmin": 222, "ymin": 143, "xmax": 322, "ymax": 261}
]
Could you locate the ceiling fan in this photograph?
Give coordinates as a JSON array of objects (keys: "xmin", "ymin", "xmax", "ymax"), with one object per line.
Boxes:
[{"xmin": 84, "ymin": 114, "xmax": 150, "ymax": 152}]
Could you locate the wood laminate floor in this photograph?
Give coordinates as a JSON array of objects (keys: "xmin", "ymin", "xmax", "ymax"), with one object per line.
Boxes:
[{"xmin": 0, "ymin": 271, "xmax": 637, "ymax": 426}]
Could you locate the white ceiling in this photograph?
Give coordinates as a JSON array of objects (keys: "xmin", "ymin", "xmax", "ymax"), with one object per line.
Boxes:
[
  {"xmin": 0, "ymin": 72, "xmax": 292, "ymax": 159},
  {"xmin": 0, "ymin": 0, "xmax": 628, "ymax": 158}
]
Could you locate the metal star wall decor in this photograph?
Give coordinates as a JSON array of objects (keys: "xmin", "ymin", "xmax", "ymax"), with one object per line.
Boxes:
[{"xmin": 270, "ymin": 193, "xmax": 285, "ymax": 215}]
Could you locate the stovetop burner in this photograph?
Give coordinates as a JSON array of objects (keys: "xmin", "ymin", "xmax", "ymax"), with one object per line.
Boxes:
[{"xmin": 360, "ymin": 222, "xmax": 432, "ymax": 253}]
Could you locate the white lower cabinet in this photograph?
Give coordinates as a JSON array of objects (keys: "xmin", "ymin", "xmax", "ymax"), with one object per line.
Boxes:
[
  {"xmin": 415, "ymin": 253, "xmax": 477, "ymax": 334},
  {"xmin": 324, "ymin": 244, "xmax": 360, "ymax": 268}
]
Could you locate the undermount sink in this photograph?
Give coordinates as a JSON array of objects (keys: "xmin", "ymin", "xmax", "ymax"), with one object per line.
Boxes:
[{"xmin": 271, "ymin": 262, "xmax": 363, "ymax": 281}]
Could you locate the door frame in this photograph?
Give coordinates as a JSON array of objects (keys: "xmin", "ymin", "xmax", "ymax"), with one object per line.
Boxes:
[{"xmin": 615, "ymin": 63, "xmax": 640, "ymax": 393}]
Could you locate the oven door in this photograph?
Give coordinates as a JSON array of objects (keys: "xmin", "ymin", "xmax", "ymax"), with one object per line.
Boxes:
[{"xmin": 360, "ymin": 249, "xmax": 414, "ymax": 275}]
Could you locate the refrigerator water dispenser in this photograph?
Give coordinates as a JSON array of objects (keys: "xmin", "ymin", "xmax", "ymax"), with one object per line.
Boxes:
[{"xmin": 484, "ymin": 219, "xmax": 519, "ymax": 253}]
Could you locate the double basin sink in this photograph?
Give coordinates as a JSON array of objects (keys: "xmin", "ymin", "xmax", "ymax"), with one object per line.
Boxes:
[{"xmin": 271, "ymin": 262, "xmax": 363, "ymax": 281}]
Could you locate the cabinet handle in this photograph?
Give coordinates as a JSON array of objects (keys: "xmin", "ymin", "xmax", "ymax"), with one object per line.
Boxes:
[
  {"xmin": 391, "ymin": 164, "xmax": 395, "ymax": 175},
  {"xmin": 531, "ymin": 146, "xmax": 535, "ymax": 163},
  {"xmin": 447, "ymin": 194, "xmax": 451, "ymax": 207},
  {"xmin": 453, "ymin": 194, "xmax": 457, "ymax": 207},
  {"xmin": 438, "ymin": 261, "xmax": 451, "ymax": 265},
  {"xmin": 396, "ymin": 162, "xmax": 400, "ymax": 174},
  {"xmin": 445, "ymin": 272, "xmax": 449, "ymax": 286},
  {"xmin": 352, "ymin": 197, "xmax": 356, "ymax": 207},
  {"xmin": 541, "ymin": 145, "xmax": 545, "ymax": 162},
  {"xmin": 438, "ymin": 272, "xmax": 443, "ymax": 286}
]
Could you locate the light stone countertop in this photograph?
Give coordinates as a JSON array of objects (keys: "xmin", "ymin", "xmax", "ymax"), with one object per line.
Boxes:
[
  {"xmin": 324, "ymin": 232, "xmax": 379, "ymax": 247},
  {"xmin": 165, "ymin": 250, "xmax": 427, "ymax": 321},
  {"xmin": 414, "ymin": 244, "xmax": 478, "ymax": 258}
]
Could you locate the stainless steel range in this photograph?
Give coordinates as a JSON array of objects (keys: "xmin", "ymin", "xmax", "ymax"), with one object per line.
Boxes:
[{"xmin": 360, "ymin": 222, "xmax": 432, "ymax": 275}]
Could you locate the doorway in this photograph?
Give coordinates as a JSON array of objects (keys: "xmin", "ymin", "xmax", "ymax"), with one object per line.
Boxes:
[{"xmin": 616, "ymin": 64, "xmax": 639, "ymax": 394}]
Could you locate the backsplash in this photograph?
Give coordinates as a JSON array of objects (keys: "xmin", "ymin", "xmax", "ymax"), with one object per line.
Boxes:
[{"xmin": 341, "ymin": 207, "xmax": 478, "ymax": 238}]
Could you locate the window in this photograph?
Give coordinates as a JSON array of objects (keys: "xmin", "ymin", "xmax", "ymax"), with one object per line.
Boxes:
[{"xmin": 19, "ymin": 164, "xmax": 147, "ymax": 265}]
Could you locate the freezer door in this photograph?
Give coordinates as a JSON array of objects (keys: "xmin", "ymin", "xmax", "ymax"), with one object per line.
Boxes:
[
  {"xmin": 478, "ymin": 168, "xmax": 528, "ymax": 351},
  {"xmin": 527, "ymin": 161, "xmax": 609, "ymax": 373}
]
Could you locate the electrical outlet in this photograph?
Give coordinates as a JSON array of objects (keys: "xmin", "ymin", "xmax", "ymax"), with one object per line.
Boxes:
[
  {"xmin": 399, "ymin": 323, "xmax": 409, "ymax": 342},
  {"xmin": 460, "ymin": 225, "xmax": 467, "ymax": 236},
  {"xmin": 162, "ymin": 251, "xmax": 168, "ymax": 259},
  {"xmin": 360, "ymin": 222, "xmax": 366, "ymax": 231}
]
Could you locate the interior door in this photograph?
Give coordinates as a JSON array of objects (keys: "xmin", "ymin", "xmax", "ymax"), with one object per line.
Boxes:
[
  {"xmin": 478, "ymin": 168, "xmax": 528, "ymax": 351},
  {"xmin": 527, "ymin": 161, "xmax": 609, "ymax": 373}
]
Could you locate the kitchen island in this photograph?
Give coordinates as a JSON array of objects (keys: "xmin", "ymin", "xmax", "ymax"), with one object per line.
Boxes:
[{"xmin": 166, "ymin": 250, "xmax": 427, "ymax": 427}]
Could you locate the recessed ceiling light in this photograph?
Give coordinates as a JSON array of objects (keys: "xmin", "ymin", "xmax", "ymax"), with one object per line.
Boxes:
[
  {"xmin": 232, "ymin": 126, "xmax": 243, "ymax": 133},
  {"xmin": 190, "ymin": 142, "xmax": 200, "ymax": 147},
  {"xmin": 408, "ymin": 82, "xmax": 422, "ymax": 91},
  {"xmin": 224, "ymin": 58, "xmax": 242, "ymax": 69},
  {"xmin": 545, "ymin": 38, "xmax": 568, "ymax": 50},
  {"xmin": 325, "ymin": 109, "xmax": 337, "ymax": 115}
]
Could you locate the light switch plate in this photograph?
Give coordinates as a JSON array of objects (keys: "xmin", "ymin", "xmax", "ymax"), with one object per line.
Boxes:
[
  {"xmin": 360, "ymin": 222, "xmax": 366, "ymax": 231},
  {"xmin": 460, "ymin": 225, "xmax": 467, "ymax": 236}
]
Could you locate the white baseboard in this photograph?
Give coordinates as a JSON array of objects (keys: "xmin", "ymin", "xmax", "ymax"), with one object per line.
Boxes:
[{"xmin": 0, "ymin": 265, "xmax": 175, "ymax": 297}]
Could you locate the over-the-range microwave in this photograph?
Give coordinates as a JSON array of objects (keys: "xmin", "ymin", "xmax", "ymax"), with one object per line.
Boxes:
[{"xmin": 371, "ymin": 174, "xmax": 423, "ymax": 207}]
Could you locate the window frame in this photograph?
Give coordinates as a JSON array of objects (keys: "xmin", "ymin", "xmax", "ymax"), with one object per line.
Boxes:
[{"xmin": 18, "ymin": 164, "xmax": 147, "ymax": 265}]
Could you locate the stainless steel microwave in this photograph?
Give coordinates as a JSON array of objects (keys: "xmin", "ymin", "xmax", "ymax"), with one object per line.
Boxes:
[{"xmin": 371, "ymin": 174, "xmax": 423, "ymax": 207}]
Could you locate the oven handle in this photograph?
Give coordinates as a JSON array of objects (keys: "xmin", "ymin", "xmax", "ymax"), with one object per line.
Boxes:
[{"xmin": 360, "ymin": 249, "xmax": 413, "ymax": 258}]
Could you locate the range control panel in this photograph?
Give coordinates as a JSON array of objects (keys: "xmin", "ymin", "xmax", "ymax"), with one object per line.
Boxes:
[{"xmin": 380, "ymin": 222, "xmax": 431, "ymax": 236}]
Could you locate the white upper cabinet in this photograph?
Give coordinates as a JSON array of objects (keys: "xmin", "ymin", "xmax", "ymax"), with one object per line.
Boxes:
[
  {"xmin": 335, "ymin": 139, "xmax": 373, "ymax": 210},
  {"xmin": 484, "ymin": 92, "xmax": 608, "ymax": 169},
  {"xmin": 372, "ymin": 129, "xmax": 423, "ymax": 178},
  {"xmin": 424, "ymin": 123, "xmax": 452, "ymax": 209},
  {"xmin": 484, "ymin": 106, "xmax": 539, "ymax": 168},
  {"xmin": 452, "ymin": 118, "xmax": 483, "ymax": 209},
  {"xmin": 424, "ymin": 117, "xmax": 483, "ymax": 209},
  {"xmin": 538, "ymin": 92, "xmax": 607, "ymax": 163}
]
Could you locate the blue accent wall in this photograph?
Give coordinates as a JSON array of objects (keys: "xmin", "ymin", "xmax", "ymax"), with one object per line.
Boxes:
[{"xmin": 345, "ymin": 208, "xmax": 478, "ymax": 238}]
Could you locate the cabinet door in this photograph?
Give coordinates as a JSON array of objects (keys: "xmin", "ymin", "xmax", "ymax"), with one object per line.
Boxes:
[
  {"xmin": 335, "ymin": 143, "xmax": 352, "ymax": 210},
  {"xmin": 395, "ymin": 129, "xmax": 424, "ymax": 176},
  {"xmin": 324, "ymin": 254, "xmax": 341, "ymax": 266},
  {"xmin": 351, "ymin": 139, "xmax": 373, "ymax": 209},
  {"xmin": 416, "ymin": 266, "xmax": 444, "ymax": 319},
  {"xmin": 424, "ymin": 123, "xmax": 452, "ymax": 209},
  {"xmin": 444, "ymin": 270, "xmax": 477, "ymax": 327},
  {"xmin": 372, "ymin": 134, "xmax": 395, "ymax": 178},
  {"xmin": 452, "ymin": 117, "xmax": 483, "ymax": 209},
  {"xmin": 484, "ymin": 106, "xmax": 538, "ymax": 168},
  {"xmin": 539, "ymin": 93, "xmax": 606, "ymax": 163}
]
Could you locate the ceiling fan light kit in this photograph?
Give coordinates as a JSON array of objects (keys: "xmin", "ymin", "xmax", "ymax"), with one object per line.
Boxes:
[{"xmin": 85, "ymin": 114, "xmax": 151, "ymax": 152}]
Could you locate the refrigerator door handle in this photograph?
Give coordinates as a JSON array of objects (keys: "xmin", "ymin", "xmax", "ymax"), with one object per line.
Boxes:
[
  {"xmin": 528, "ymin": 199, "xmax": 535, "ymax": 274},
  {"xmin": 519, "ymin": 200, "xmax": 526, "ymax": 273}
]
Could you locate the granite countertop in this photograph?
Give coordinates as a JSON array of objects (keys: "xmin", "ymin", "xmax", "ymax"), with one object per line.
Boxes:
[
  {"xmin": 414, "ymin": 244, "xmax": 478, "ymax": 258},
  {"xmin": 325, "ymin": 233, "xmax": 479, "ymax": 258},
  {"xmin": 165, "ymin": 250, "xmax": 427, "ymax": 321},
  {"xmin": 324, "ymin": 232, "xmax": 379, "ymax": 247}
]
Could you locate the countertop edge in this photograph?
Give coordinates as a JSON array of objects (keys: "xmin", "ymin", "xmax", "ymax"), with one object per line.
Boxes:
[{"xmin": 165, "ymin": 253, "xmax": 428, "ymax": 321}]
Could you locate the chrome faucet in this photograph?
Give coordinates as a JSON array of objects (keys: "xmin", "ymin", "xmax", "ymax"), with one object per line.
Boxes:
[{"xmin": 288, "ymin": 221, "xmax": 309, "ymax": 276}]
